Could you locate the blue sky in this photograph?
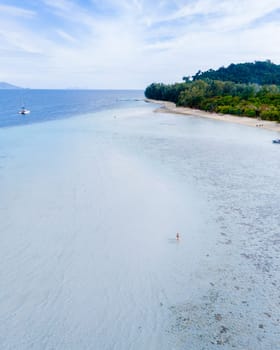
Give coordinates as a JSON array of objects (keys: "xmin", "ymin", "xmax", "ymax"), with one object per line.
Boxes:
[{"xmin": 0, "ymin": 0, "xmax": 279, "ymax": 88}]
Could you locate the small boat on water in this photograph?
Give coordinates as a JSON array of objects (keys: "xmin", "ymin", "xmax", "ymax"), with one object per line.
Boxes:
[
  {"xmin": 18, "ymin": 107, "xmax": 30, "ymax": 115},
  {"xmin": 272, "ymin": 139, "xmax": 280, "ymax": 144}
]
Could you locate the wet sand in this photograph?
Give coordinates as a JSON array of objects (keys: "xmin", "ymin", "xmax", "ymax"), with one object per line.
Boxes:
[{"xmin": 145, "ymin": 99, "xmax": 280, "ymax": 133}]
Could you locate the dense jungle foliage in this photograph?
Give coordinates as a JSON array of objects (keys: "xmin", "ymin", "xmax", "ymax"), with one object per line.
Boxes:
[
  {"xmin": 145, "ymin": 61, "xmax": 280, "ymax": 121},
  {"xmin": 191, "ymin": 60, "xmax": 280, "ymax": 85}
]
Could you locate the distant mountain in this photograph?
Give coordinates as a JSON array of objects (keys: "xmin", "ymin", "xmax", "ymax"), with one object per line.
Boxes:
[{"xmin": 0, "ymin": 82, "xmax": 22, "ymax": 89}]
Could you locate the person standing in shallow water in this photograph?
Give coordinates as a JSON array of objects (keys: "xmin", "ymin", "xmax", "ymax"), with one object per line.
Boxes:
[{"xmin": 176, "ymin": 232, "xmax": 180, "ymax": 240}]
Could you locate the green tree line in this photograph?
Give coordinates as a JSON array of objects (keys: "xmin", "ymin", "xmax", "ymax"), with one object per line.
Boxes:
[{"xmin": 145, "ymin": 80, "xmax": 280, "ymax": 121}]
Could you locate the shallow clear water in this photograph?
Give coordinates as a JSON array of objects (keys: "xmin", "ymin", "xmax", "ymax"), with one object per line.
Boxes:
[{"xmin": 0, "ymin": 94, "xmax": 279, "ymax": 349}]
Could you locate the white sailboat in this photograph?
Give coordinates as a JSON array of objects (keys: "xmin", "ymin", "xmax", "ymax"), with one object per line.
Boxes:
[{"xmin": 18, "ymin": 106, "xmax": 30, "ymax": 115}]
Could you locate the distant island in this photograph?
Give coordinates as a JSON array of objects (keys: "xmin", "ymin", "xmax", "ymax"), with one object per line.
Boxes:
[
  {"xmin": 145, "ymin": 60, "xmax": 280, "ymax": 122},
  {"xmin": 0, "ymin": 82, "xmax": 22, "ymax": 89}
]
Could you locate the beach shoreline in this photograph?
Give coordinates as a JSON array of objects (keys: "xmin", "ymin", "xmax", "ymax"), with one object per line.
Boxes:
[{"xmin": 145, "ymin": 98, "xmax": 280, "ymax": 133}]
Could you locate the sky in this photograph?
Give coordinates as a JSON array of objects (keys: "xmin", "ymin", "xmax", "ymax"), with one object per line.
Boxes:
[{"xmin": 0, "ymin": 0, "xmax": 279, "ymax": 89}]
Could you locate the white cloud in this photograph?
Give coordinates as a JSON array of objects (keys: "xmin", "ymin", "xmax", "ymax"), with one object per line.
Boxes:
[
  {"xmin": 0, "ymin": 0, "xmax": 279, "ymax": 88},
  {"xmin": 56, "ymin": 30, "xmax": 77, "ymax": 43},
  {"xmin": 43, "ymin": 0, "xmax": 75, "ymax": 12},
  {"xmin": 0, "ymin": 4, "xmax": 36, "ymax": 18}
]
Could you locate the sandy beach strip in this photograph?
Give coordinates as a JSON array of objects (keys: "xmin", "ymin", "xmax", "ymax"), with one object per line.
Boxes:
[{"xmin": 145, "ymin": 98, "xmax": 280, "ymax": 133}]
